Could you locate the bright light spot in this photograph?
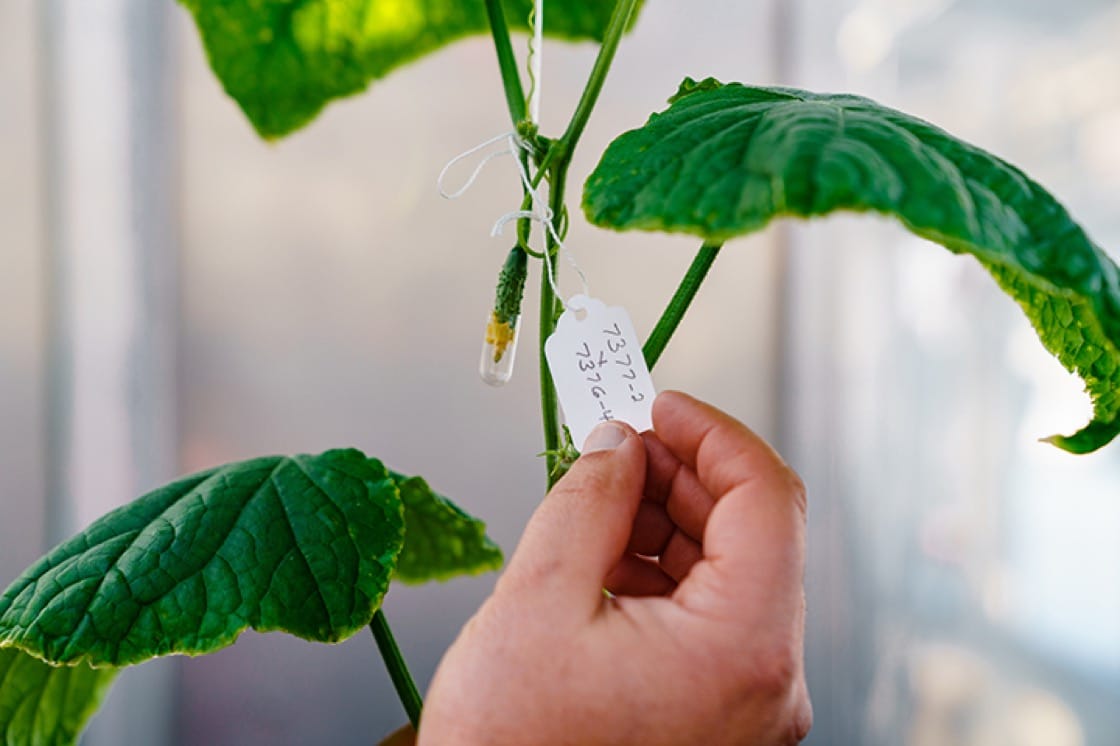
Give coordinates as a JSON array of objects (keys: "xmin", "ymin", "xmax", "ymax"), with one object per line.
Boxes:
[
  {"xmin": 360, "ymin": 0, "xmax": 425, "ymax": 41},
  {"xmin": 998, "ymin": 690, "xmax": 1085, "ymax": 746}
]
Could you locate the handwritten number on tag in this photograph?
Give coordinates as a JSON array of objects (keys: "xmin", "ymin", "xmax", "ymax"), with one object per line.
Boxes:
[{"xmin": 544, "ymin": 296, "xmax": 656, "ymax": 449}]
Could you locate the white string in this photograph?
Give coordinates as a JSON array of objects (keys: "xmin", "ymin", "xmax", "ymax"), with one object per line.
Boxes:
[
  {"xmin": 529, "ymin": 0, "xmax": 543, "ymax": 124},
  {"xmin": 438, "ymin": 130, "xmax": 590, "ymax": 309},
  {"xmin": 491, "ymin": 134, "xmax": 590, "ymax": 308},
  {"xmin": 437, "ymin": 130, "xmax": 516, "ymax": 199}
]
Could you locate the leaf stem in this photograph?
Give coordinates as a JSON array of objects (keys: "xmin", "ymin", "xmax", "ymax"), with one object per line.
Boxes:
[
  {"xmin": 554, "ymin": 0, "xmax": 640, "ymax": 159},
  {"xmin": 643, "ymin": 243, "xmax": 722, "ymax": 369},
  {"xmin": 483, "ymin": 0, "xmax": 528, "ymax": 127},
  {"xmin": 370, "ymin": 609, "xmax": 422, "ymax": 729}
]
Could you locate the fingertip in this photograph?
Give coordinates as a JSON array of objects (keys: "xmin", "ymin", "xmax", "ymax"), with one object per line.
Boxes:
[
  {"xmin": 652, "ymin": 389, "xmax": 693, "ymax": 421},
  {"xmin": 639, "ymin": 429, "xmax": 672, "ymax": 463},
  {"xmin": 583, "ymin": 420, "xmax": 635, "ymax": 453},
  {"xmin": 568, "ymin": 422, "xmax": 645, "ymax": 495},
  {"xmin": 650, "ymin": 391, "xmax": 793, "ymax": 501},
  {"xmin": 566, "ymin": 420, "xmax": 643, "ymax": 483},
  {"xmin": 652, "ymin": 390, "xmax": 717, "ymax": 439}
]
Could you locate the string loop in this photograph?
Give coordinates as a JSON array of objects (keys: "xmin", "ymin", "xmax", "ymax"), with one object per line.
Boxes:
[
  {"xmin": 438, "ymin": 130, "xmax": 589, "ymax": 309},
  {"xmin": 436, "ymin": 130, "xmax": 517, "ymax": 199}
]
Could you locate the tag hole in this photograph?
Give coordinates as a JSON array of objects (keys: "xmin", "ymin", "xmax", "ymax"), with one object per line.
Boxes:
[{"xmin": 573, "ymin": 307, "xmax": 588, "ymax": 321}]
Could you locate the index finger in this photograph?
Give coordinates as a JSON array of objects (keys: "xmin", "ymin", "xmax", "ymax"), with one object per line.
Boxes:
[
  {"xmin": 652, "ymin": 391, "xmax": 802, "ymax": 507},
  {"xmin": 651, "ymin": 391, "xmax": 806, "ymax": 621}
]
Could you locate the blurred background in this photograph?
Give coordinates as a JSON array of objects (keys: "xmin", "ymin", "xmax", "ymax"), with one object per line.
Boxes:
[{"xmin": 2, "ymin": 0, "xmax": 1119, "ymax": 743}]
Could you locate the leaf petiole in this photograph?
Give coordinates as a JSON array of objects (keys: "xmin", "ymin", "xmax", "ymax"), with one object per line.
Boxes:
[
  {"xmin": 644, "ymin": 243, "xmax": 723, "ymax": 370},
  {"xmin": 370, "ymin": 609, "xmax": 423, "ymax": 729},
  {"xmin": 554, "ymin": 0, "xmax": 640, "ymax": 158}
]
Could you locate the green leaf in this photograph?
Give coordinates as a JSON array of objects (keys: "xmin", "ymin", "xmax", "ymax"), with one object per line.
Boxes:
[
  {"xmin": 0, "ymin": 648, "xmax": 116, "ymax": 746},
  {"xmin": 390, "ymin": 472, "xmax": 503, "ymax": 584},
  {"xmin": 583, "ymin": 78, "xmax": 1120, "ymax": 453},
  {"xmin": 0, "ymin": 449, "xmax": 404, "ymax": 667},
  {"xmin": 179, "ymin": 0, "xmax": 643, "ymax": 139}
]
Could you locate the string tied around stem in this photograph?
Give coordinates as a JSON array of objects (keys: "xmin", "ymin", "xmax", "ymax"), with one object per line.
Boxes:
[{"xmin": 437, "ymin": 130, "xmax": 589, "ymax": 308}]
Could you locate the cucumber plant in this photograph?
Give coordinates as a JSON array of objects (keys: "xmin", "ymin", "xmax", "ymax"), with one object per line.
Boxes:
[{"xmin": 3, "ymin": 1, "xmax": 1120, "ymax": 743}]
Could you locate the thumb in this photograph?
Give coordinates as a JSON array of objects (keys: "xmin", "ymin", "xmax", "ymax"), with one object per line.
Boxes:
[{"xmin": 497, "ymin": 421, "xmax": 647, "ymax": 617}]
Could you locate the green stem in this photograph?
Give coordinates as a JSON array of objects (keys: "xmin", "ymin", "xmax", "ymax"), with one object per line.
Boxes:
[
  {"xmin": 370, "ymin": 609, "xmax": 423, "ymax": 729},
  {"xmin": 539, "ymin": 156, "xmax": 576, "ymax": 490},
  {"xmin": 539, "ymin": 257, "xmax": 562, "ymax": 486},
  {"xmin": 483, "ymin": 0, "xmax": 527, "ymax": 127},
  {"xmin": 554, "ymin": 0, "xmax": 640, "ymax": 159},
  {"xmin": 643, "ymin": 243, "xmax": 722, "ymax": 369},
  {"xmin": 535, "ymin": 0, "xmax": 637, "ymax": 488}
]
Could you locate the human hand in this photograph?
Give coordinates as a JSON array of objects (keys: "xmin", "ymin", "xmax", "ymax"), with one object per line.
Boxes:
[{"xmin": 416, "ymin": 391, "xmax": 811, "ymax": 745}]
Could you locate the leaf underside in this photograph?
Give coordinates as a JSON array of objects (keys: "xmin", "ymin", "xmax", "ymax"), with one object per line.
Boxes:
[
  {"xmin": 391, "ymin": 472, "xmax": 503, "ymax": 584},
  {"xmin": 0, "ymin": 648, "xmax": 116, "ymax": 746},
  {"xmin": 178, "ymin": 0, "xmax": 644, "ymax": 139},
  {"xmin": 583, "ymin": 78, "xmax": 1120, "ymax": 453},
  {"xmin": 0, "ymin": 450, "xmax": 404, "ymax": 667}
]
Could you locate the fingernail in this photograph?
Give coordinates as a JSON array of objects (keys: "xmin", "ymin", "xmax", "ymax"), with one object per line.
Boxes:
[{"xmin": 583, "ymin": 422, "xmax": 627, "ymax": 452}]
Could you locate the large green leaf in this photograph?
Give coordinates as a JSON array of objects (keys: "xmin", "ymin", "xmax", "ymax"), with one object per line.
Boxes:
[
  {"xmin": 0, "ymin": 648, "xmax": 116, "ymax": 746},
  {"xmin": 0, "ymin": 450, "xmax": 404, "ymax": 667},
  {"xmin": 390, "ymin": 472, "xmax": 503, "ymax": 584},
  {"xmin": 583, "ymin": 78, "xmax": 1120, "ymax": 453},
  {"xmin": 179, "ymin": 0, "xmax": 643, "ymax": 139}
]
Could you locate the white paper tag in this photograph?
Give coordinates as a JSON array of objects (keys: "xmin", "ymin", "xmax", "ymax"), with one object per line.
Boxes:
[{"xmin": 544, "ymin": 295, "xmax": 656, "ymax": 450}]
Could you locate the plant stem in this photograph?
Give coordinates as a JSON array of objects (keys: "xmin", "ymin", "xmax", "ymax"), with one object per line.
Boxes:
[
  {"xmin": 483, "ymin": 0, "xmax": 527, "ymax": 127},
  {"xmin": 539, "ymin": 258, "xmax": 562, "ymax": 485},
  {"xmin": 643, "ymin": 243, "xmax": 722, "ymax": 370},
  {"xmin": 538, "ymin": 159, "xmax": 573, "ymax": 488},
  {"xmin": 554, "ymin": 0, "xmax": 640, "ymax": 159},
  {"xmin": 536, "ymin": 0, "xmax": 637, "ymax": 488},
  {"xmin": 370, "ymin": 609, "xmax": 423, "ymax": 729}
]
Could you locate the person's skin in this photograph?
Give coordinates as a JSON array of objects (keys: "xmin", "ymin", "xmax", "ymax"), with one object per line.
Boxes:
[{"xmin": 383, "ymin": 391, "xmax": 811, "ymax": 745}]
